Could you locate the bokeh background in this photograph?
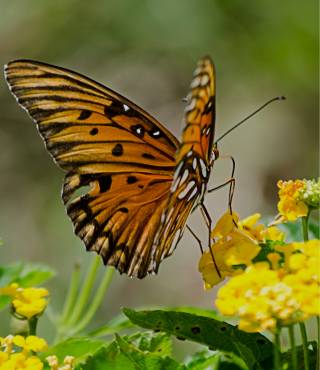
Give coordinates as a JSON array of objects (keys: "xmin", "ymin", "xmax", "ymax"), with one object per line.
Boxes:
[{"xmin": 0, "ymin": 0, "xmax": 318, "ymax": 354}]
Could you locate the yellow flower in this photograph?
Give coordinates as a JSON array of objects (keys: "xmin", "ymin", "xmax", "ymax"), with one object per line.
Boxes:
[
  {"xmin": 211, "ymin": 211, "xmax": 239, "ymax": 239},
  {"xmin": 0, "ymin": 352, "xmax": 9, "ymax": 365},
  {"xmin": 277, "ymin": 179, "xmax": 309, "ymax": 222},
  {"xmin": 200, "ymin": 211, "xmax": 282, "ymax": 288},
  {"xmin": 0, "ymin": 283, "xmax": 19, "ymax": 297},
  {"xmin": 0, "ymin": 335, "xmax": 14, "ymax": 354},
  {"xmin": 12, "ymin": 287, "xmax": 49, "ymax": 319},
  {"xmin": 238, "ymin": 213, "xmax": 265, "ymax": 241},
  {"xmin": 0, "ymin": 283, "xmax": 49, "ymax": 320},
  {"xmin": 0, "ymin": 335, "xmax": 48, "ymax": 370},
  {"xmin": 261, "ymin": 226, "xmax": 285, "ymax": 242},
  {"xmin": 13, "ymin": 335, "xmax": 48, "ymax": 353},
  {"xmin": 215, "ymin": 240, "xmax": 320, "ymax": 332}
]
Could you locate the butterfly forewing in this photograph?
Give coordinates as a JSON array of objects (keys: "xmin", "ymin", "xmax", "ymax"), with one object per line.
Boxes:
[{"xmin": 151, "ymin": 56, "xmax": 216, "ymax": 270}]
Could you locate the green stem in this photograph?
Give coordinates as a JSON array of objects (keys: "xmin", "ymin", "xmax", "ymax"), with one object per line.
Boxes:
[
  {"xmin": 317, "ymin": 316, "xmax": 320, "ymax": 370},
  {"xmin": 273, "ymin": 327, "xmax": 282, "ymax": 370},
  {"xmin": 301, "ymin": 214, "xmax": 310, "ymax": 242},
  {"xmin": 299, "ymin": 322, "xmax": 310, "ymax": 370},
  {"xmin": 60, "ymin": 262, "xmax": 81, "ymax": 325},
  {"xmin": 71, "ymin": 267, "xmax": 114, "ymax": 334},
  {"xmin": 288, "ymin": 325, "xmax": 298, "ymax": 370},
  {"xmin": 28, "ymin": 317, "xmax": 38, "ymax": 335},
  {"xmin": 67, "ymin": 256, "xmax": 100, "ymax": 326}
]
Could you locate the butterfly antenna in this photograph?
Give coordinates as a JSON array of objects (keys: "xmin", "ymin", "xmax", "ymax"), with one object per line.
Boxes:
[{"xmin": 214, "ymin": 96, "xmax": 286, "ymax": 145}]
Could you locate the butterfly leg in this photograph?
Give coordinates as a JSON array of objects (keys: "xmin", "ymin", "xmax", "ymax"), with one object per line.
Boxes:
[
  {"xmin": 200, "ymin": 203, "xmax": 221, "ymax": 278},
  {"xmin": 186, "ymin": 225, "xmax": 204, "ymax": 254}
]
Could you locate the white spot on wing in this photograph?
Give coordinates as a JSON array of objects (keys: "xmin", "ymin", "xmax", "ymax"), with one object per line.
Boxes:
[
  {"xmin": 178, "ymin": 180, "xmax": 196, "ymax": 199},
  {"xmin": 190, "ymin": 76, "xmax": 201, "ymax": 88},
  {"xmin": 185, "ymin": 98, "xmax": 196, "ymax": 112},
  {"xmin": 192, "ymin": 157, "xmax": 197, "ymax": 170},
  {"xmin": 199, "ymin": 158, "xmax": 207, "ymax": 178},
  {"xmin": 123, "ymin": 104, "xmax": 130, "ymax": 111},
  {"xmin": 180, "ymin": 169, "xmax": 189, "ymax": 185},
  {"xmin": 187, "ymin": 186, "xmax": 198, "ymax": 201},
  {"xmin": 200, "ymin": 74, "xmax": 209, "ymax": 86}
]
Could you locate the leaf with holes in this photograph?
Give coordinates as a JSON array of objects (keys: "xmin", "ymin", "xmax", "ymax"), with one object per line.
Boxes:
[{"xmin": 123, "ymin": 308, "xmax": 274, "ymax": 370}]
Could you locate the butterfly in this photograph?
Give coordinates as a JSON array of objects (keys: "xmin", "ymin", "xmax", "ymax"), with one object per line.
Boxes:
[{"xmin": 4, "ymin": 56, "xmax": 217, "ymax": 278}]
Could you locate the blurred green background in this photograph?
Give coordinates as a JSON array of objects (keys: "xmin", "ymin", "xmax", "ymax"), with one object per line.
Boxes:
[{"xmin": 0, "ymin": 0, "xmax": 318, "ymax": 352}]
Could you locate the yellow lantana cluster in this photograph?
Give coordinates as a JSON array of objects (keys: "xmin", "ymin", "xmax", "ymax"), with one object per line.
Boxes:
[
  {"xmin": 198, "ymin": 212, "xmax": 284, "ymax": 288},
  {"xmin": 0, "ymin": 335, "xmax": 47, "ymax": 370},
  {"xmin": 215, "ymin": 240, "xmax": 320, "ymax": 332},
  {"xmin": 0, "ymin": 284, "xmax": 48, "ymax": 319},
  {"xmin": 277, "ymin": 178, "xmax": 320, "ymax": 222},
  {"xmin": 0, "ymin": 335, "xmax": 75, "ymax": 370}
]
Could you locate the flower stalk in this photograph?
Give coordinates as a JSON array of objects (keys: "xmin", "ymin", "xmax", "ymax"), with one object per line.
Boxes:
[
  {"xmin": 288, "ymin": 325, "xmax": 298, "ymax": 370},
  {"xmin": 273, "ymin": 327, "xmax": 282, "ymax": 370},
  {"xmin": 28, "ymin": 317, "xmax": 38, "ymax": 335},
  {"xmin": 67, "ymin": 255, "xmax": 100, "ymax": 326}
]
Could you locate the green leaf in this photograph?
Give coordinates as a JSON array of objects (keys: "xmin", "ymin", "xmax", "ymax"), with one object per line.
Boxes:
[
  {"xmin": 186, "ymin": 350, "xmax": 248, "ymax": 370},
  {"xmin": 82, "ymin": 332, "xmax": 180, "ymax": 370},
  {"xmin": 81, "ymin": 341, "xmax": 134, "ymax": 370},
  {"xmin": 89, "ymin": 306, "xmax": 221, "ymax": 338},
  {"xmin": 0, "ymin": 263, "xmax": 23, "ymax": 287},
  {"xmin": 129, "ymin": 331, "xmax": 172, "ymax": 357},
  {"xmin": 41, "ymin": 337, "xmax": 105, "ymax": 369},
  {"xmin": 15, "ymin": 263, "xmax": 55, "ymax": 287},
  {"xmin": 116, "ymin": 334, "xmax": 185, "ymax": 370},
  {"xmin": 0, "ymin": 262, "xmax": 55, "ymax": 288},
  {"xmin": 123, "ymin": 309, "xmax": 273, "ymax": 370}
]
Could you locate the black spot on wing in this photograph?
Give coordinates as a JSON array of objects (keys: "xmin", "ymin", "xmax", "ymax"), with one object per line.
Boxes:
[
  {"xmin": 142, "ymin": 153, "xmax": 156, "ymax": 160},
  {"xmin": 98, "ymin": 175, "xmax": 112, "ymax": 192},
  {"xmin": 127, "ymin": 176, "xmax": 137, "ymax": 184},
  {"xmin": 112, "ymin": 143, "xmax": 123, "ymax": 156},
  {"xmin": 90, "ymin": 128, "xmax": 98, "ymax": 135},
  {"xmin": 131, "ymin": 124, "xmax": 145, "ymax": 138},
  {"xmin": 105, "ymin": 101, "xmax": 136, "ymax": 118},
  {"xmin": 118, "ymin": 207, "xmax": 129, "ymax": 213},
  {"xmin": 78, "ymin": 110, "xmax": 92, "ymax": 120}
]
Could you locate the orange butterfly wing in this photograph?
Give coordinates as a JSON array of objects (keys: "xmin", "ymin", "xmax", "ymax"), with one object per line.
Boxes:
[
  {"xmin": 5, "ymin": 60, "xmax": 179, "ymax": 278},
  {"xmin": 152, "ymin": 56, "xmax": 216, "ymax": 269},
  {"xmin": 5, "ymin": 57, "xmax": 216, "ymax": 278}
]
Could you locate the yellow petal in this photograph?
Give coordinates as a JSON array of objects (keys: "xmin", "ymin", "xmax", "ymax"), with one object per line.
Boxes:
[{"xmin": 211, "ymin": 211, "xmax": 239, "ymax": 239}]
